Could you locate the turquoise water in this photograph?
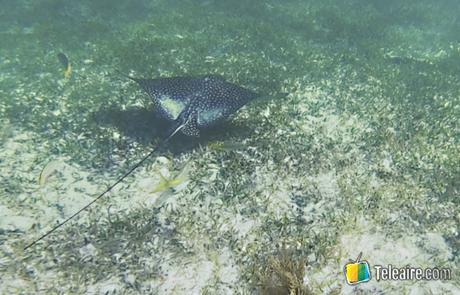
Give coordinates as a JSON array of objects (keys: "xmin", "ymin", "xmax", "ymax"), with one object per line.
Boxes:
[{"xmin": 0, "ymin": 1, "xmax": 458, "ymax": 293}]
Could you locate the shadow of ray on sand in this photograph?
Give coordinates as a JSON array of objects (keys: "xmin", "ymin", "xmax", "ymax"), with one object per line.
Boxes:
[{"xmin": 93, "ymin": 106, "xmax": 255, "ymax": 156}]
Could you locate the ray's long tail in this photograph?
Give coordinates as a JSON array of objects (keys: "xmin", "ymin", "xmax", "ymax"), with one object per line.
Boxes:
[{"xmin": 23, "ymin": 133, "xmax": 176, "ymax": 250}]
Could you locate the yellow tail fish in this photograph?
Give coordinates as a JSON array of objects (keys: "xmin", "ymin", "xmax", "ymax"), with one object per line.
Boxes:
[{"xmin": 57, "ymin": 52, "xmax": 72, "ymax": 78}]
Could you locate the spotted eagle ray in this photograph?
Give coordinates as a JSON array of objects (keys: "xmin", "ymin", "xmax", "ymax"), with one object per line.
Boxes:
[
  {"xmin": 130, "ymin": 74, "xmax": 259, "ymax": 138},
  {"xmin": 24, "ymin": 74, "xmax": 259, "ymax": 249}
]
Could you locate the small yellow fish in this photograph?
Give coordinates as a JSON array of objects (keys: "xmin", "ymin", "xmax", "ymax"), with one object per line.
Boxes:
[
  {"xmin": 150, "ymin": 172, "xmax": 185, "ymax": 193},
  {"xmin": 208, "ymin": 140, "xmax": 245, "ymax": 152},
  {"xmin": 150, "ymin": 162, "xmax": 190, "ymax": 194},
  {"xmin": 38, "ymin": 160, "xmax": 61, "ymax": 185},
  {"xmin": 57, "ymin": 53, "xmax": 72, "ymax": 78}
]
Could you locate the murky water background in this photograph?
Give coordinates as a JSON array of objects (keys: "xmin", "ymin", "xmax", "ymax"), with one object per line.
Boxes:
[{"xmin": 0, "ymin": 1, "xmax": 458, "ymax": 293}]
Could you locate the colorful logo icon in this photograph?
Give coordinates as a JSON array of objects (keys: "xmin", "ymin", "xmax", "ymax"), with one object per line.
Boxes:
[{"xmin": 344, "ymin": 252, "xmax": 371, "ymax": 285}]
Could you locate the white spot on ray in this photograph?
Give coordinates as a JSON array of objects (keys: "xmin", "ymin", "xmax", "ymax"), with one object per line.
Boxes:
[
  {"xmin": 198, "ymin": 108, "xmax": 224, "ymax": 125},
  {"xmin": 158, "ymin": 95, "xmax": 186, "ymax": 120}
]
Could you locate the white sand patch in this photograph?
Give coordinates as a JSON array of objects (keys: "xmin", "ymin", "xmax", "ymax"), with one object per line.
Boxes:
[
  {"xmin": 0, "ymin": 212, "xmax": 35, "ymax": 233},
  {"xmin": 217, "ymin": 248, "xmax": 239, "ymax": 286},
  {"xmin": 159, "ymin": 255, "xmax": 214, "ymax": 294},
  {"xmin": 252, "ymin": 165, "xmax": 295, "ymax": 219},
  {"xmin": 266, "ymin": 188, "xmax": 294, "ymax": 219},
  {"xmin": 314, "ymin": 171, "xmax": 339, "ymax": 198},
  {"xmin": 0, "ymin": 275, "xmax": 32, "ymax": 294},
  {"xmin": 156, "ymin": 247, "xmax": 239, "ymax": 294},
  {"xmin": 231, "ymin": 214, "xmax": 259, "ymax": 239},
  {"xmin": 302, "ymin": 171, "xmax": 341, "ymax": 224},
  {"xmin": 86, "ymin": 277, "xmax": 122, "ymax": 295}
]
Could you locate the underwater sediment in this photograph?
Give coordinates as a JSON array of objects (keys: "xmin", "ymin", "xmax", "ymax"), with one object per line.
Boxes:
[{"xmin": 0, "ymin": 0, "xmax": 459, "ymax": 293}]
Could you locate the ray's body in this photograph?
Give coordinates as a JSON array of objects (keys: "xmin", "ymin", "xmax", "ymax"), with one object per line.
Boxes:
[{"xmin": 131, "ymin": 75, "xmax": 259, "ymax": 137}]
